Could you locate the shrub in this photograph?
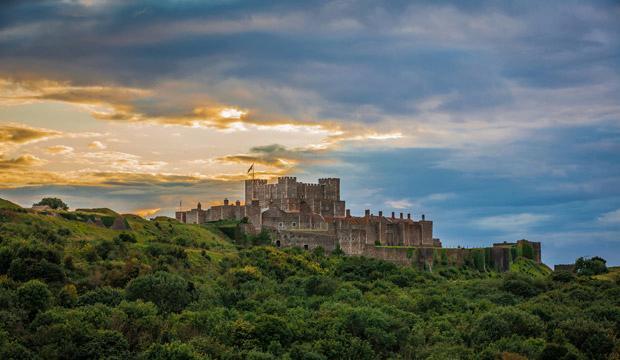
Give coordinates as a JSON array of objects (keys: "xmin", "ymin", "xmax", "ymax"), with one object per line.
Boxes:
[
  {"xmin": 17, "ymin": 280, "xmax": 52, "ymax": 319},
  {"xmin": 78, "ymin": 286, "xmax": 124, "ymax": 307},
  {"xmin": 117, "ymin": 232, "xmax": 137, "ymax": 243},
  {"xmin": 125, "ymin": 272, "xmax": 195, "ymax": 313},
  {"xmin": 8, "ymin": 258, "xmax": 66, "ymax": 283},
  {"xmin": 33, "ymin": 197, "xmax": 68, "ymax": 210},
  {"xmin": 575, "ymin": 256, "xmax": 607, "ymax": 276},
  {"xmin": 140, "ymin": 341, "xmax": 202, "ymax": 360}
]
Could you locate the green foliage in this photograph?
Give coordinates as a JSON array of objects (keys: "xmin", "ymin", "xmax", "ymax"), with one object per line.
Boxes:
[
  {"xmin": 575, "ymin": 256, "xmax": 608, "ymax": 276},
  {"xmin": 510, "ymin": 257, "xmax": 552, "ymax": 278},
  {"xmin": 34, "ymin": 197, "xmax": 68, "ymax": 210},
  {"xmin": 140, "ymin": 341, "xmax": 202, "ymax": 360},
  {"xmin": 125, "ymin": 271, "xmax": 196, "ymax": 313},
  {"xmin": 17, "ymin": 280, "xmax": 52, "ymax": 318},
  {"xmin": 0, "ymin": 203, "xmax": 618, "ymax": 359},
  {"xmin": 0, "ymin": 198, "xmax": 22, "ymax": 210}
]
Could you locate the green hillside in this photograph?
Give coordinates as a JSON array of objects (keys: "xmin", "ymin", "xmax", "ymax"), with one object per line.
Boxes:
[
  {"xmin": 594, "ymin": 266, "xmax": 620, "ymax": 282},
  {"xmin": 510, "ymin": 257, "xmax": 553, "ymax": 278},
  {"xmin": 75, "ymin": 208, "xmax": 119, "ymax": 216},
  {"xmin": 0, "ymin": 198, "xmax": 22, "ymax": 210},
  {"xmin": 0, "ymin": 198, "xmax": 618, "ymax": 359}
]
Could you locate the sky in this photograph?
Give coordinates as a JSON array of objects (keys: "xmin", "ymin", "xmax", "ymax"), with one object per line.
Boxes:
[{"xmin": 0, "ymin": 0, "xmax": 619, "ymax": 266}]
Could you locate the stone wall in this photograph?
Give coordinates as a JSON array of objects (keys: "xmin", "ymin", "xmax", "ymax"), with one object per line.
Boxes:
[{"xmin": 275, "ymin": 230, "xmax": 338, "ymax": 252}]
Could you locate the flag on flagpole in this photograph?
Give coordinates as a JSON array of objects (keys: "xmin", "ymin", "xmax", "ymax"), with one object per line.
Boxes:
[{"xmin": 247, "ymin": 163, "xmax": 254, "ymax": 174}]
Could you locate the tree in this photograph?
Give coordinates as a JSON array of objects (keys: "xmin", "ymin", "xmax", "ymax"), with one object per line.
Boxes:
[
  {"xmin": 33, "ymin": 197, "xmax": 68, "ymax": 210},
  {"xmin": 140, "ymin": 342, "xmax": 202, "ymax": 360},
  {"xmin": 125, "ymin": 272, "xmax": 195, "ymax": 313},
  {"xmin": 575, "ymin": 256, "xmax": 607, "ymax": 276},
  {"xmin": 17, "ymin": 280, "xmax": 52, "ymax": 319}
]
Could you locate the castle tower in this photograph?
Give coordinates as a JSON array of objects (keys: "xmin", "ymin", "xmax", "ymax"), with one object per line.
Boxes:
[
  {"xmin": 318, "ymin": 178, "xmax": 340, "ymax": 200},
  {"xmin": 245, "ymin": 179, "xmax": 267, "ymax": 204}
]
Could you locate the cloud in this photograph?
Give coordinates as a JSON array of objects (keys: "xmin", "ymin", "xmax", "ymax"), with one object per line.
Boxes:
[
  {"xmin": 473, "ymin": 213, "xmax": 551, "ymax": 232},
  {"xmin": 0, "ymin": 154, "xmax": 45, "ymax": 169},
  {"xmin": 0, "ymin": 123, "xmax": 61, "ymax": 147},
  {"xmin": 46, "ymin": 145, "xmax": 74, "ymax": 155},
  {"xmin": 598, "ymin": 209, "xmax": 620, "ymax": 224},
  {"xmin": 215, "ymin": 143, "xmax": 339, "ymax": 176},
  {"xmin": 132, "ymin": 207, "xmax": 161, "ymax": 218},
  {"xmin": 0, "ymin": 78, "xmax": 401, "ymax": 149},
  {"xmin": 385, "ymin": 193, "xmax": 454, "ymax": 210},
  {"xmin": 0, "ymin": 169, "xmax": 204, "ymax": 189},
  {"xmin": 88, "ymin": 141, "xmax": 107, "ymax": 150},
  {"xmin": 384, "ymin": 199, "xmax": 413, "ymax": 209},
  {"xmin": 76, "ymin": 151, "xmax": 166, "ymax": 171}
]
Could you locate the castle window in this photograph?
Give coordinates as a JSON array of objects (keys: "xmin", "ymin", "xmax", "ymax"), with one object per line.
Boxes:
[
  {"xmin": 276, "ymin": 240, "xmax": 281, "ymax": 248},
  {"xmin": 279, "ymin": 222, "xmax": 283, "ymax": 229},
  {"xmin": 304, "ymin": 244, "xmax": 309, "ymax": 250},
  {"xmin": 292, "ymin": 222, "xmax": 297, "ymax": 227}
]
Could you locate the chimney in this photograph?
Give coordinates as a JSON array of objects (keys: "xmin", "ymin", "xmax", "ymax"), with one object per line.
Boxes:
[
  {"xmin": 400, "ymin": 212, "xmax": 403, "ymax": 219},
  {"xmin": 391, "ymin": 212, "xmax": 395, "ymax": 219},
  {"xmin": 364, "ymin": 209, "xmax": 370, "ymax": 217},
  {"xmin": 378, "ymin": 211, "xmax": 383, "ymax": 217},
  {"xmin": 235, "ymin": 200, "xmax": 241, "ymax": 207},
  {"xmin": 407, "ymin": 213, "xmax": 411, "ymax": 220},
  {"xmin": 346, "ymin": 209, "xmax": 351, "ymax": 217},
  {"xmin": 422, "ymin": 214, "xmax": 426, "ymax": 221},
  {"xmin": 224, "ymin": 198, "xmax": 229, "ymax": 205}
]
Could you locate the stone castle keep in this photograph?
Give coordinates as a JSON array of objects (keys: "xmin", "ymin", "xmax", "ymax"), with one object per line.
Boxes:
[{"xmin": 176, "ymin": 176, "xmax": 542, "ymax": 271}]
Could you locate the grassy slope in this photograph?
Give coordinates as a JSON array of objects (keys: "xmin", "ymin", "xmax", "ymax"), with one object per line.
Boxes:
[
  {"xmin": 594, "ymin": 266, "xmax": 620, "ymax": 282},
  {"xmin": 510, "ymin": 257, "xmax": 552, "ymax": 278},
  {"xmin": 74, "ymin": 208, "xmax": 119, "ymax": 216},
  {"xmin": 0, "ymin": 199, "xmax": 236, "ymax": 282},
  {"xmin": 0, "ymin": 198, "xmax": 22, "ymax": 210}
]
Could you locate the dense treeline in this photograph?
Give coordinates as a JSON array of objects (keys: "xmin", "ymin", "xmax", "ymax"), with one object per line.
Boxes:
[{"xmin": 0, "ymin": 205, "xmax": 619, "ymax": 359}]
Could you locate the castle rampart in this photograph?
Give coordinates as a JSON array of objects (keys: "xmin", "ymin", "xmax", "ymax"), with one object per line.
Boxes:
[{"xmin": 175, "ymin": 176, "xmax": 542, "ymax": 271}]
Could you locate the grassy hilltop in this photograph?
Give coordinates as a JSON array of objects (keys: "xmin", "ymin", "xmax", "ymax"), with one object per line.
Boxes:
[{"xmin": 0, "ymin": 199, "xmax": 618, "ymax": 359}]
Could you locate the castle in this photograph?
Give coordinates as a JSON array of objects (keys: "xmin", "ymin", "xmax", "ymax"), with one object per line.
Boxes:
[{"xmin": 175, "ymin": 176, "xmax": 541, "ymax": 271}]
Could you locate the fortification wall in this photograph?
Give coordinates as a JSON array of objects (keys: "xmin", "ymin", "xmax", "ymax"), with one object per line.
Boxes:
[{"xmin": 275, "ymin": 230, "xmax": 337, "ymax": 252}]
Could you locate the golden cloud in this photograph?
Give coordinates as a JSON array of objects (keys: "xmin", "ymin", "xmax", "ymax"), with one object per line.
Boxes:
[
  {"xmin": 0, "ymin": 123, "xmax": 61, "ymax": 145},
  {"xmin": 215, "ymin": 143, "xmax": 336, "ymax": 174},
  {"xmin": 46, "ymin": 145, "xmax": 74, "ymax": 155},
  {"xmin": 132, "ymin": 207, "xmax": 161, "ymax": 218},
  {"xmin": 88, "ymin": 141, "xmax": 107, "ymax": 150},
  {"xmin": 208, "ymin": 169, "xmax": 287, "ymax": 182},
  {"xmin": 216, "ymin": 154, "xmax": 297, "ymax": 169},
  {"xmin": 0, "ymin": 169, "xmax": 206, "ymax": 189},
  {"xmin": 0, "ymin": 77, "xmax": 402, "ymax": 149},
  {"xmin": 0, "ymin": 154, "xmax": 46, "ymax": 170}
]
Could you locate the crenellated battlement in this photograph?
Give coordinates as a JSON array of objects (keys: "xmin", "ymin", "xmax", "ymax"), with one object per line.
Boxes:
[{"xmin": 178, "ymin": 174, "xmax": 542, "ymax": 272}]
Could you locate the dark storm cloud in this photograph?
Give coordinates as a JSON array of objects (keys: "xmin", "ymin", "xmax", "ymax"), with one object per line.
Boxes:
[{"xmin": 1, "ymin": 0, "xmax": 618, "ymax": 120}]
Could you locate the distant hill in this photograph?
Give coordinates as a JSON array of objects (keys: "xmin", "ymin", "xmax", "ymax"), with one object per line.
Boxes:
[
  {"xmin": 0, "ymin": 198, "xmax": 22, "ymax": 210},
  {"xmin": 75, "ymin": 207, "xmax": 119, "ymax": 216}
]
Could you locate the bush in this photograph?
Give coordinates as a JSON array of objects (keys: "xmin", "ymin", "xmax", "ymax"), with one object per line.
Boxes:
[
  {"xmin": 140, "ymin": 341, "xmax": 202, "ymax": 360},
  {"xmin": 78, "ymin": 286, "xmax": 124, "ymax": 307},
  {"xmin": 17, "ymin": 280, "xmax": 52, "ymax": 319},
  {"xmin": 575, "ymin": 256, "xmax": 607, "ymax": 276},
  {"xmin": 117, "ymin": 232, "xmax": 137, "ymax": 243},
  {"xmin": 125, "ymin": 272, "xmax": 195, "ymax": 313},
  {"xmin": 472, "ymin": 307, "xmax": 544, "ymax": 344},
  {"xmin": 33, "ymin": 197, "xmax": 68, "ymax": 210},
  {"xmin": 8, "ymin": 258, "xmax": 65, "ymax": 283},
  {"xmin": 501, "ymin": 273, "xmax": 543, "ymax": 298}
]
